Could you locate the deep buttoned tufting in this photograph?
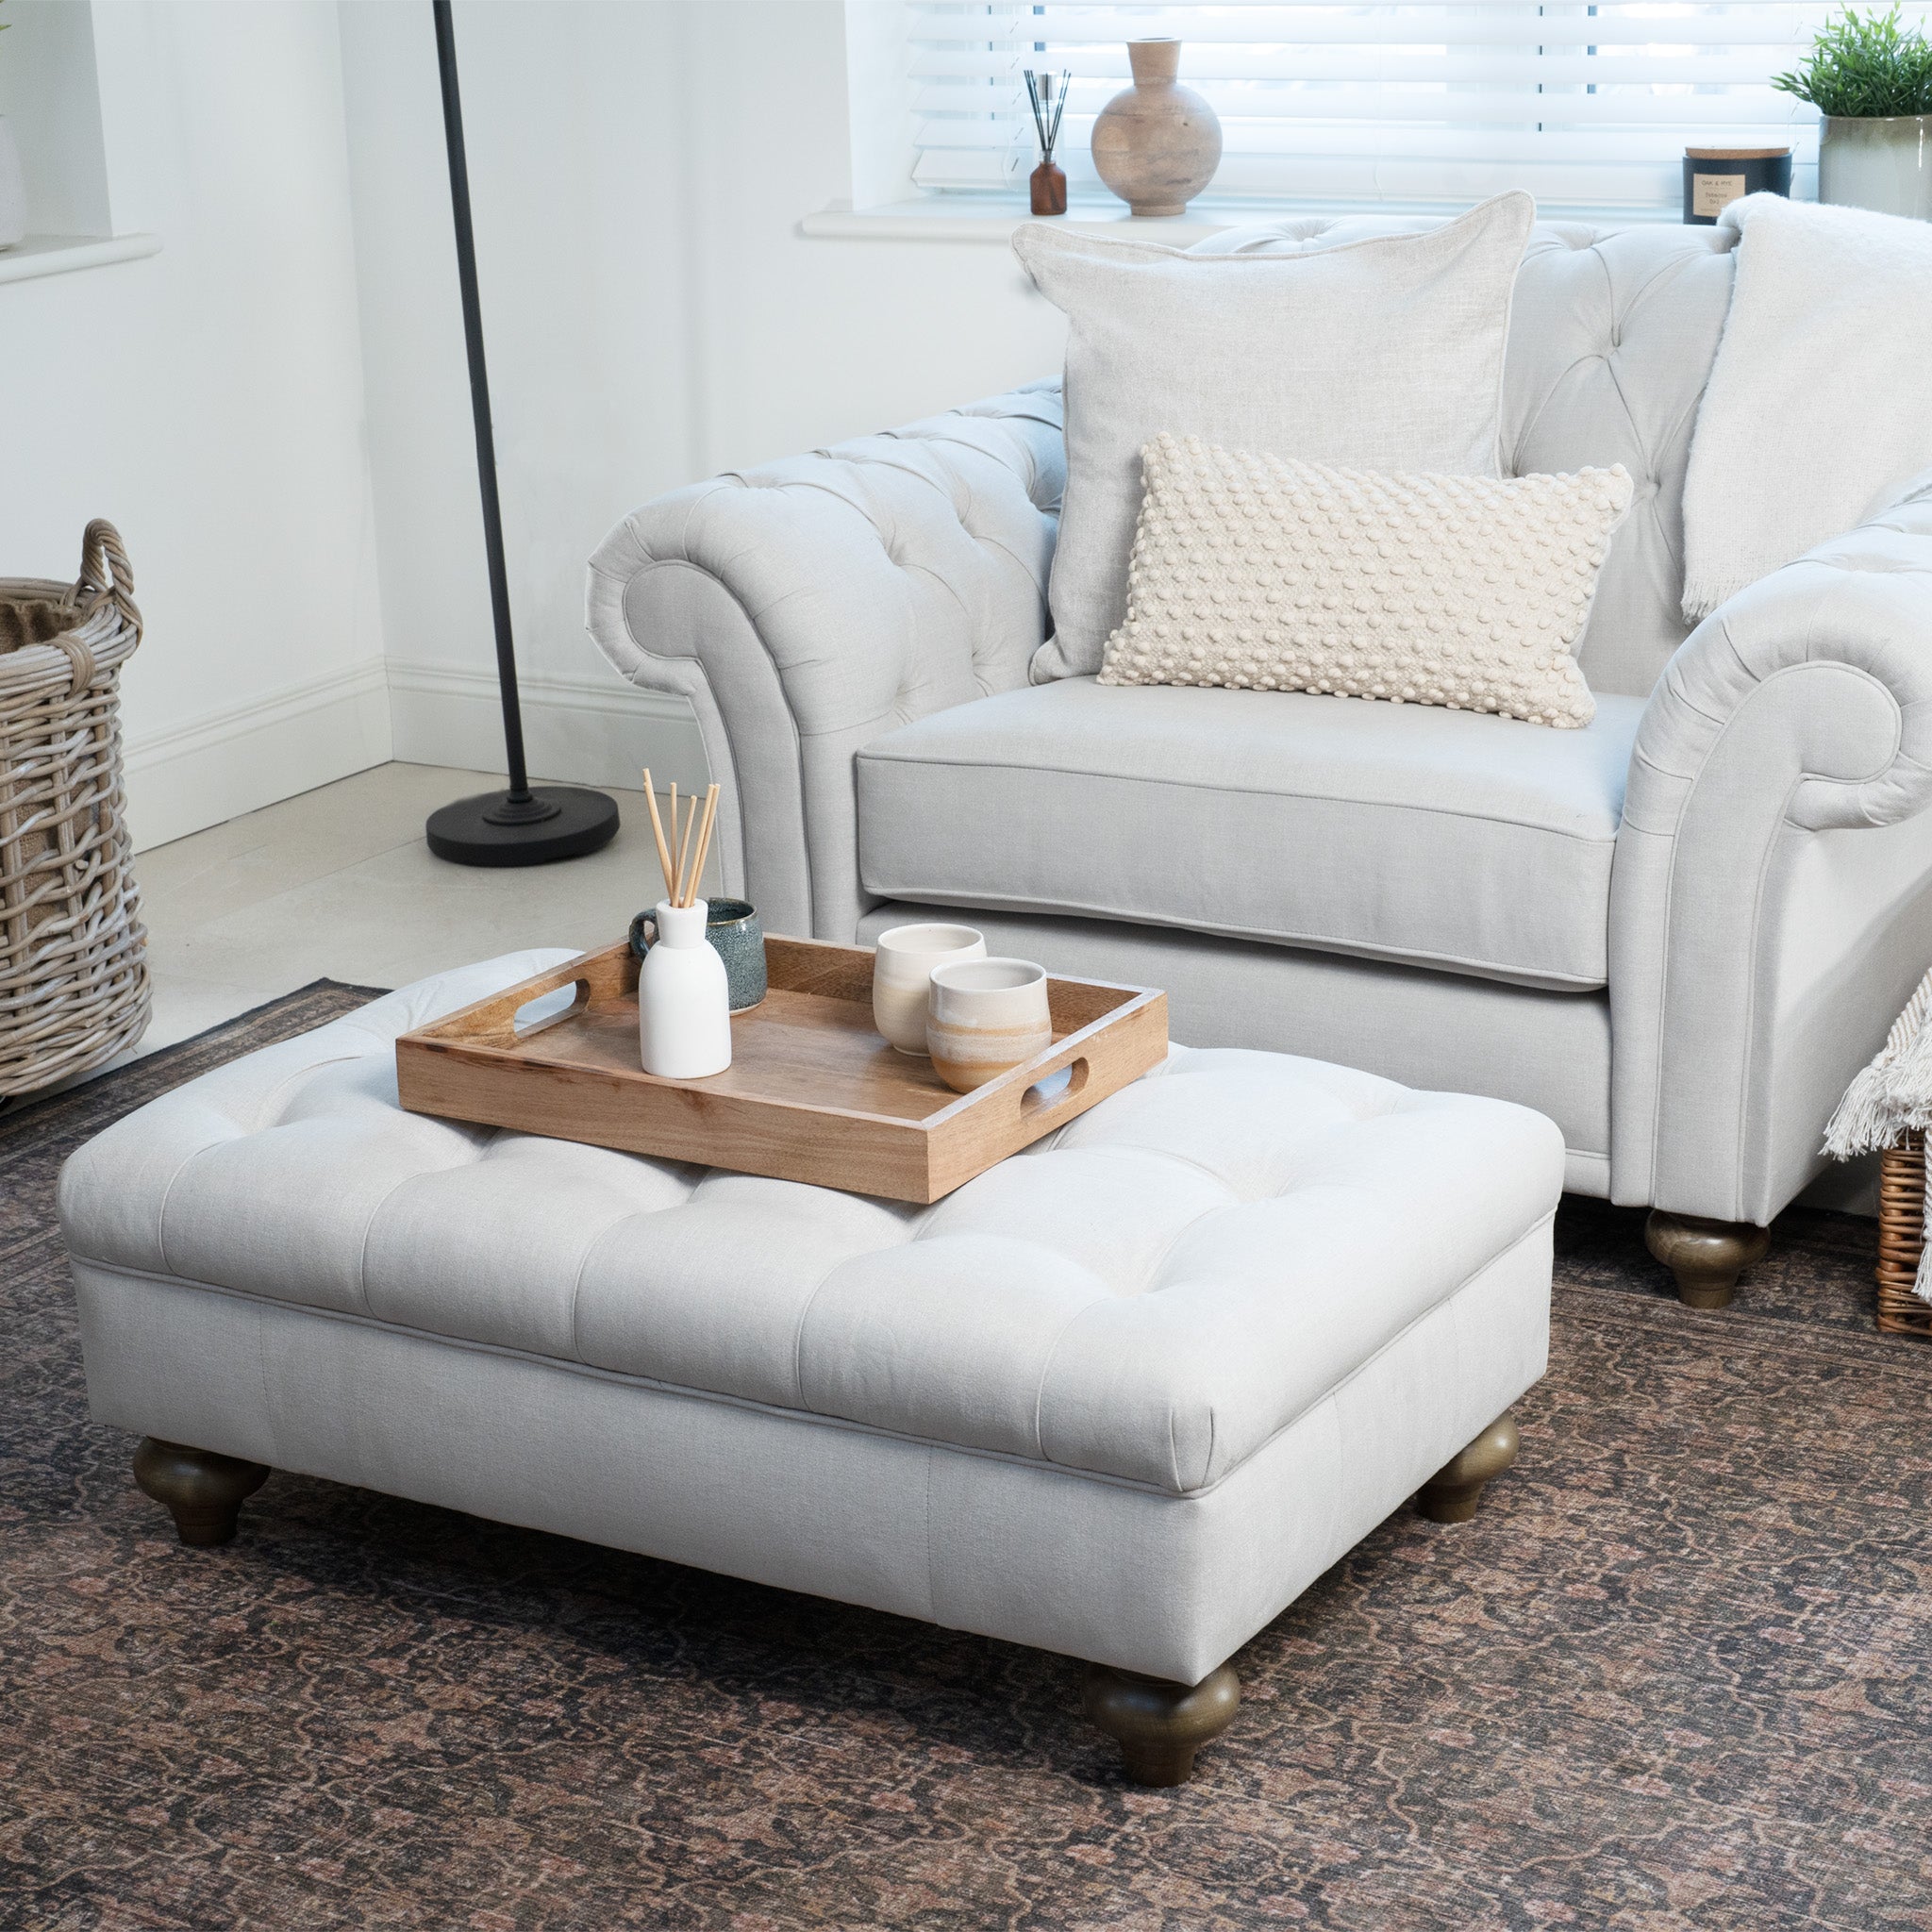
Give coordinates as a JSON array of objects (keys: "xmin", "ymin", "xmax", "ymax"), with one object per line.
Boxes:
[
  {"xmin": 587, "ymin": 224, "xmax": 1737, "ymax": 941},
  {"xmin": 586, "ymin": 388, "xmax": 1066, "ymax": 939},
  {"xmin": 63, "ymin": 954, "xmax": 1558, "ymax": 1684},
  {"xmin": 1194, "ymin": 219, "xmax": 1738, "ymax": 701},
  {"xmin": 59, "ymin": 952, "xmax": 1562, "ymax": 1499}
]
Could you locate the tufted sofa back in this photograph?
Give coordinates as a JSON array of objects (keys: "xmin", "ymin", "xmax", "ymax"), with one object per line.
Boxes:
[{"xmin": 1192, "ymin": 218, "xmax": 1740, "ymax": 699}]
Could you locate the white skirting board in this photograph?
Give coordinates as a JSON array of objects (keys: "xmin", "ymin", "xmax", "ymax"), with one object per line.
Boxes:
[
  {"xmin": 385, "ymin": 658, "xmax": 709, "ymax": 796},
  {"xmin": 119, "ymin": 658, "xmax": 708, "ymax": 856},
  {"xmin": 125, "ymin": 658, "xmax": 393, "ymax": 854}
]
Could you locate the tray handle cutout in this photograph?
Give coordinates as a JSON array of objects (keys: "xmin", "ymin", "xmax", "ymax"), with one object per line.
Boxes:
[
  {"xmin": 511, "ymin": 978, "xmax": 591, "ymax": 1041},
  {"xmin": 1021, "ymin": 1055, "xmax": 1090, "ymax": 1117},
  {"xmin": 434, "ymin": 948, "xmax": 636, "ymax": 1051}
]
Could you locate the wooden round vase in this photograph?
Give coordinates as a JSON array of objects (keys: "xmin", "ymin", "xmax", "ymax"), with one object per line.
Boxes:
[{"xmin": 1091, "ymin": 40, "xmax": 1222, "ymax": 218}]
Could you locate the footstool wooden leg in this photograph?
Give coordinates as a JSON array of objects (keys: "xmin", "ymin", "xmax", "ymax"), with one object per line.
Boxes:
[
  {"xmin": 132, "ymin": 1438, "xmax": 270, "ymax": 1547},
  {"xmin": 1417, "ymin": 1411, "xmax": 1519, "ymax": 1524},
  {"xmin": 1082, "ymin": 1661, "xmax": 1241, "ymax": 1787},
  {"xmin": 1644, "ymin": 1210, "xmax": 1770, "ymax": 1310}
]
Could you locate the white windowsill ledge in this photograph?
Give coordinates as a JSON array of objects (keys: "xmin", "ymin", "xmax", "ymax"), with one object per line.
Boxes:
[
  {"xmin": 0, "ymin": 233, "xmax": 162, "ymax": 287},
  {"xmin": 802, "ymin": 195, "xmax": 1234, "ymax": 244},
  {"xmin": 801, "ymin": 193, "xmax": 1679, "ymax": 244}
]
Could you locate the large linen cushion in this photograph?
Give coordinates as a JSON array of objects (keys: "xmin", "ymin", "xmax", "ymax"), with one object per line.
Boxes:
[
  {"xmin": 1014, "ymin": 192, "xmax": 1535, "ymax": 683},
  {"xmin": 58, "ymin": 954, "xmax": 1564, "ymax": 1499},
  {"xmin": 1682, "ymin": 192, "xmax": 1932, "ymax": 620},
  {"xmin": 1191, "ymin": 216, "xmax": 1739, "ymax": 698},
  {"xmin": 1099, "ymin": 434, "xmax": 1633, "ymax": 727},
  {"xmin": 857, "ymin": 677, "xmax": 1642, "ymax": 991}
]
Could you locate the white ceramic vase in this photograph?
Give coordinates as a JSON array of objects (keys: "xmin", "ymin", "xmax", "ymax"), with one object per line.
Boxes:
[
  {"xmin": 638, "ymin": 898, "xmax": 732, "ymax": 1078},
  {"xmin": 1820, "ymin": 115, "xmax": 1932, "ymax": 220},
  {"xmin": 0, "ymin": 120, "xmax": 25, "ymax": 251},
  {"xmin": 871, "ymin": 922, "xmax": 987, "ymax": 1055}
]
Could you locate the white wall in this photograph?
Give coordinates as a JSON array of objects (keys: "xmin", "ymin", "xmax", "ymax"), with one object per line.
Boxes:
[
  {"xmin": 677, "ymin": 0, "xmax": 1062, "ymax": 471},
  {"xmin": 341, "ymin": 0, "xmax": 708, "ymax": 791},
  {"xmin": 2, "ymin": 0, "xmax": 1060, "ymax": 847},
  {"xmin": 339, "ymin": 0, "xmax": 1063, "ymax": 792},
  {"xmin": 0, "ymin": 0, "xmax": 390, "ymax": 850}
]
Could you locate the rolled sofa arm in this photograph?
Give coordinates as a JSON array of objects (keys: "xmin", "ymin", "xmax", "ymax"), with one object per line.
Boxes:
[
  {"xmin": 585, "ymin": 383, "xmax": 1063, "ymax": 941},
  {"xmin": 1609, "ymin": 474, "xmax": 1932, "ymax": 1224}
]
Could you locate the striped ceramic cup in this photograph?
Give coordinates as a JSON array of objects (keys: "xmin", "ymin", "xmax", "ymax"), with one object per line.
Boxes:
[{"xmin": 925, "ymin": 957, "xmax": 1052, "ymax": 1093}]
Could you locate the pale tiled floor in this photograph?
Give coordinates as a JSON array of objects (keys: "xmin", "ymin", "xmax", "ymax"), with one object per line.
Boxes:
[{"xmin": 127, "ymin": 763, "xmax": 696, "ymax": 1058}]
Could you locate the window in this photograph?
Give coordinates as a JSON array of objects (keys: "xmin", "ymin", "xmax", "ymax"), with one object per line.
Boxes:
[
  {"xmin": 0, "ymin": 0, "xmax": 113, "ymax": 238},
  {"xmin": 903, "ymin": 2, "xmax": 1932, "ymax": 212}
]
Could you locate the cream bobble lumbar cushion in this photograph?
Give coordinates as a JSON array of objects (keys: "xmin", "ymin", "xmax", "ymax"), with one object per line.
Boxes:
[{"xmin": 1098, "ymin": 434, "xmax": 1634, "ymax": 728}]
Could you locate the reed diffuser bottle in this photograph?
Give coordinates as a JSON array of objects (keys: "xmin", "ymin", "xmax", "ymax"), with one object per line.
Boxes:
[
  {"xmin": 638, "ymin": 774, "xmax": 731, "ymax": 1078},
  {"xmin": 1025, "ymin": 69, "xmax": 1070, "ymax": 215},
  {"xmin": 638, "ymin": 898, "xmax": 731, "ymax": 1079}
]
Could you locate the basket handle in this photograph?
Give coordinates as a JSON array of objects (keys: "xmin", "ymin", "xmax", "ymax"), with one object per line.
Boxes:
[{"xmin": 75, "ymin": 519, "xmax": 142, "ymax": 642}]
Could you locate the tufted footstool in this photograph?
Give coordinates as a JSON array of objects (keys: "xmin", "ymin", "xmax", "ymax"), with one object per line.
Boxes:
[{"xmin": 61, "ymin": 952, "xmax": 1559, "ymax": 1785}]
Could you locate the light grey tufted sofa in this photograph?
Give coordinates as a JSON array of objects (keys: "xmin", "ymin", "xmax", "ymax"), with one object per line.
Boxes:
[{"xmin": 586, "ymin": 215, "xmax": 1932, "ymax": 1307}]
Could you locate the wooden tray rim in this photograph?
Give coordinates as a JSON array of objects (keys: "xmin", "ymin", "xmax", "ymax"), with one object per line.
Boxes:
[{"xmin": 397, "ymin": 938, "xmax": 1167, "ymax": 1135}]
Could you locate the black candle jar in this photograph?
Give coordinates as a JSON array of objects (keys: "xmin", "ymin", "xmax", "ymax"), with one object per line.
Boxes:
[{"xmin": 1683, "ymin": 147, "xmax": 1792, "ymax": 225}]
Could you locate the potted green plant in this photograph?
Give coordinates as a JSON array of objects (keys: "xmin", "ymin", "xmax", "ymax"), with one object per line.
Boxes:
[
  {"xmin": 0, "ymin": 1, "xmax": 20, "ymax": 251},
  {"xmin": 1774, "ymin": 5, "xmax": 1932, "ymax": 218}
]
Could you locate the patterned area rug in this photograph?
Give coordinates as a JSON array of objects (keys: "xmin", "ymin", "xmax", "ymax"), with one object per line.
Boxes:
[{"xmin": 2, "ymin": 986, "xmax": 1929, "ymax": 1931}]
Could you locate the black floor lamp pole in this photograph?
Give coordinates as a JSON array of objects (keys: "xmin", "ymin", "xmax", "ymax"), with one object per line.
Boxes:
[{"xmin": 424, "ymin": 0, "xmax": 619, "ymax": 867}]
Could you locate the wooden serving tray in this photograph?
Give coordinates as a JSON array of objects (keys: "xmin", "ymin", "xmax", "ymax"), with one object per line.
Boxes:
[{"xmin": 395, "ymin": 937, "xmax": 1167, "ymax": 1203}]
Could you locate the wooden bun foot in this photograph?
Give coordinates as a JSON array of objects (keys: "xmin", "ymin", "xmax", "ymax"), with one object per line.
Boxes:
[
  {"xmin": 1083, "ymin": 1661, "xmax": 1241, "ymax": 1786},
  {"xmin": 1417, "ymin": 1411, "xmax": 1519, "ymax": 1524},
  {"xmin": 132, "ymin": 1438, "xmax": 270, "ymax": 1547},
  {"xmin": 1644, "ymin": 1210, "xmax": 1770, "ymax": 1310}
]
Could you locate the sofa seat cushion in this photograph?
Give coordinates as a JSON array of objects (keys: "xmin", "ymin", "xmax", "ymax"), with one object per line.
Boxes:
[
  {"xmin": 58, "ymin": 955, "xmax": 1563, "ymax": 1499},
  {"xmin": 857, "ymin": 678, "xmax": 1643, "ymax": 991}
]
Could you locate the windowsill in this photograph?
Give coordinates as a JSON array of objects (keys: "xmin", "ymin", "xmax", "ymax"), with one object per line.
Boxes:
[
  {"xmin": 800, "ymin": 193, "xmax": 1682, "ymax": 244},
  {"xmin": 0, "ymin": 233, "xmax": 162, "ymax": 287},
  {"xmin": 801, "ymin": 195, "xmax": 1237, "ymax": 245}
]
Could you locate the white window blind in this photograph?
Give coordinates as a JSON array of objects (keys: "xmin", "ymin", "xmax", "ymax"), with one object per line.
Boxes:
[{"xmin": 905, "ymin": 3, "xmax": 1932, "ymax": 211}]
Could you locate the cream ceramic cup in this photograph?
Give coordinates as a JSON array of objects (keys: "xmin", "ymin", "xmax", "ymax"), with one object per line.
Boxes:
[
  {"xmin": 872, "ymin": 922, "xmax": 987, "ymax": 1055},
  {"xmin": 925, "ymin": 957, "xmax": 1053, "ymax": 1093}
]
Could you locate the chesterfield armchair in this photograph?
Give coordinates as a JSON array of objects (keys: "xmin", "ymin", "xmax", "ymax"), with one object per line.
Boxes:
[{"xmin": 587, "ymin": 217, "xmax": 1932, "ymax": 1307}]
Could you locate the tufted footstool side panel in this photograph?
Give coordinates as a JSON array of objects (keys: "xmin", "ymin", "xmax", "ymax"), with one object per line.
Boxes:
[
  {"xmin": 69, "ymin": 1206, "xmax": 1547, "ymax": 1684},
  {"xmin": 70, "ymin": 1263, "xmax": 945, "ymax": 1633},
  {"xmin": 929, "ymin": 1214, "xmax": 1552, "ymax": 1680}
]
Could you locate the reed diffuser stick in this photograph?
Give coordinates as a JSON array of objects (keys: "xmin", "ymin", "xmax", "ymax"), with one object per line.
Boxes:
[
  {"xmin": 674, "ymin": 795, "xmax": 699, "ymax": 907},
  {"xmin": 680, "ymin": 784, "xmax": 721, "ymax": 908},
  {"xmin": 1024, "ymin": 68, "xmax": 1070, "ymax": 159},
  {"xmin": 693, "ymin": 796, "xmax": 708, "ymax": 898},
  {"xmin": 641, "ymin": 768, "xmax": 676, "ymax": 900}
]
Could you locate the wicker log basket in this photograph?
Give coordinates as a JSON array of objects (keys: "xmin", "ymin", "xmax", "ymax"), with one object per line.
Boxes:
[
  {"xmin": 0, "ymin": 521, "xmax": 149, "ymax": 1101},
  {"xmin": 1877, "ymin": 1134, "xmax": 1932, "ymax": 1338}
]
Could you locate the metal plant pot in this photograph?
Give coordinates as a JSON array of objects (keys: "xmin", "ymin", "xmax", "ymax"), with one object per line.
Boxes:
[
  {"xmin": 0, "ymin": 120, "xmax": 25, "ymax": 250},
  {"xmin": 1820, "ymin": 114, "xmax": 1932, "ymax": 219}
]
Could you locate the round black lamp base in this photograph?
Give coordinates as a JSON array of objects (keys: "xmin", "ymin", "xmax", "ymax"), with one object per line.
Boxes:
[{"xmin": 425, "ymin": 786, "xmax": 621, "ymax": 867}]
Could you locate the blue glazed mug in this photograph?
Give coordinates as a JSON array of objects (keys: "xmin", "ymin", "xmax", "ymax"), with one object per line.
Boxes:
[{"xmin": 631, "ymin": 897, "xmax": 766, "ymax": 1013}]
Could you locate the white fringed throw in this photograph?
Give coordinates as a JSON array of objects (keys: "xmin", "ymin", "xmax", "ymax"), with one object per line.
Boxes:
[{"xmin": 1824, "ymin": 965, "xmax": 1932, "ymax": 1306}]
